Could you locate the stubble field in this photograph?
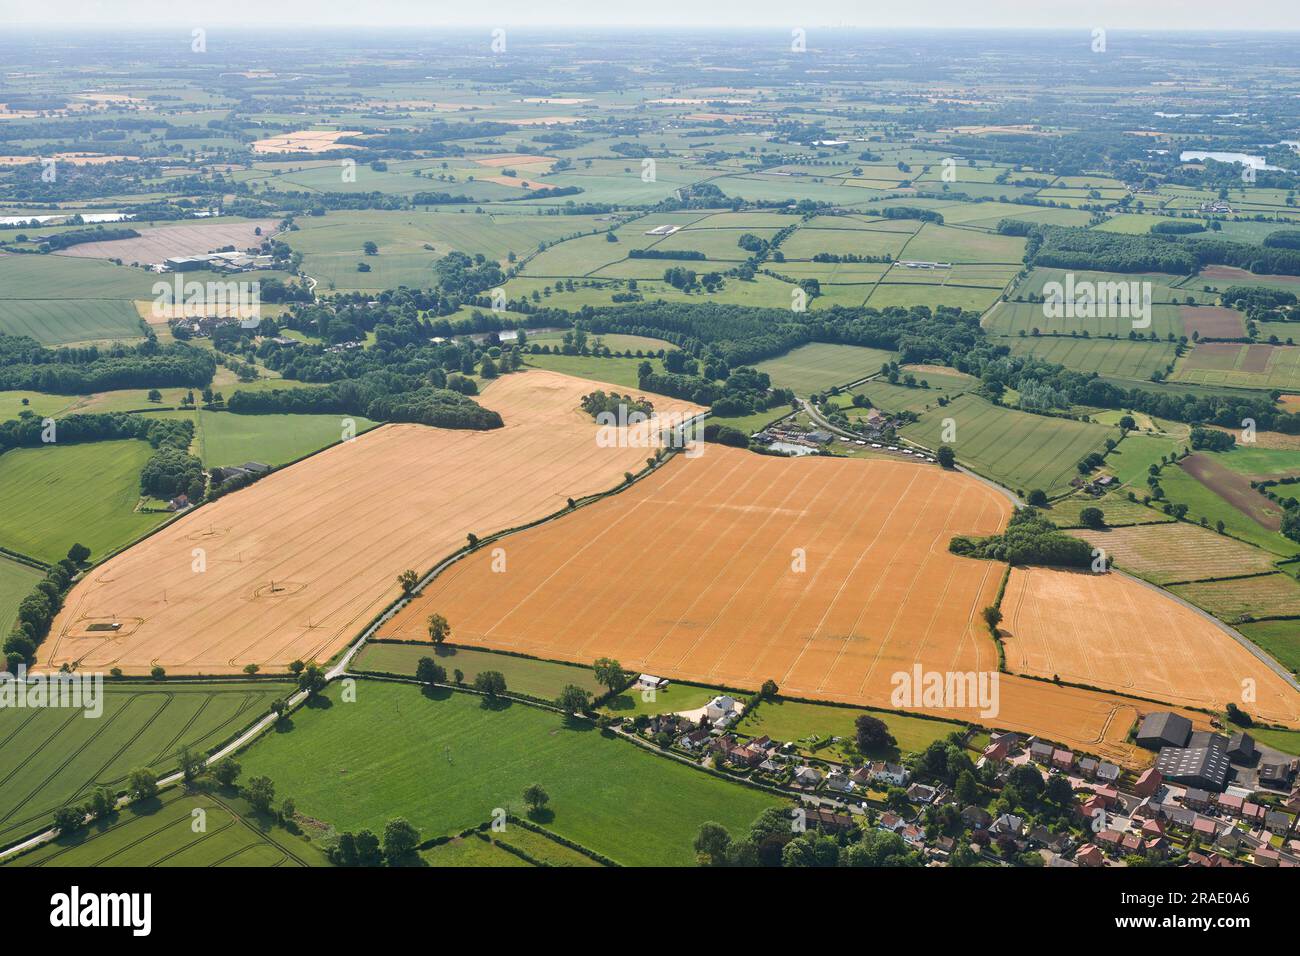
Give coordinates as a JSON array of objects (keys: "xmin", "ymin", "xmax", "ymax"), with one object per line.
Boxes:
[
  {"xmin": 1002, "ymin": 567, "xmax": 1300, "ymax": 725},
  {"xmin": 38, "ymin": 371, "xmax": 700, "ymax": 675},
  {"xmin": 381, "ymin": 446, "xmax": 1162, "ymax": 761}
]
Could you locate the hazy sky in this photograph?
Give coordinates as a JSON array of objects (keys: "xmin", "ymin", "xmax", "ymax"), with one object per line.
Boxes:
[{"xmin": 2, "ymin": 0, "xmax": 1296, "ymax": 31}]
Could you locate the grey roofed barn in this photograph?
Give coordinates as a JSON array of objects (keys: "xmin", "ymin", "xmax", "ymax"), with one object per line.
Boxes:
[{"xmin": 1136, "ymin": 711, "xmax": 1192, "ymax": 749}]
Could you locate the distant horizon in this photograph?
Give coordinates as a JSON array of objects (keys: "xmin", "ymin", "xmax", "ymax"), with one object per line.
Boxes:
[{"xmin": 2, "ymin": 0, "xmax": 1297, "ymax": 32}]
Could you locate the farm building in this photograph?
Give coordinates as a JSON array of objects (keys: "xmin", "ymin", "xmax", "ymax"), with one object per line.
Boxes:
[
  {"xmin": 1155, "ymin": 742, "xmax": 1232, "ymax": 792},
  {"xmin": 1136, "ymin": 711, "xmax": 1192, "ymax": 749}
]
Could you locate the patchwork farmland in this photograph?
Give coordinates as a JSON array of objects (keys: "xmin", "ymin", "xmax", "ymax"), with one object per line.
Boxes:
[{"xmin": 5, "ymin": 22, "xmax": 1300, "ymax": 881}]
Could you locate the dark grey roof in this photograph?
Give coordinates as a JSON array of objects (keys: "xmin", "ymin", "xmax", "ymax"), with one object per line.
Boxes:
[
  {"xmin": 1137, "ymin": 711, "xmax": 1192, "ymax": 748},
  {"xmin": 1156, "ymin": 745, "xmax": 1231, "ymax": 791},
  {"xmin": 1227, "ymin": 732, "xmax": 1256, "ymax": 760}
]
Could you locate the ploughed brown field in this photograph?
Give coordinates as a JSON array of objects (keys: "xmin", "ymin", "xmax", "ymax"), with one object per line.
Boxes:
[
  {"xmin": 383, "ymin": 446, "xmax": 1182, "ymax": 763},
  {"xmin": 1178, "ymin": 305, "xmax": 1245, "ymax": 339},
  {"xmin": 52, "ymin": 220, "xmax": 280, "ymax": 263},
  {"xmin": 1003, "ymin": 567, "xmax": 1300, "ymax": 726},
  {"xmin": 39, "ymin": 371, "xmax": 700, "ymax": 676},
  {"xmin": 1180, "ymin": 453, "xmax": 1282, "ymax": 530}
]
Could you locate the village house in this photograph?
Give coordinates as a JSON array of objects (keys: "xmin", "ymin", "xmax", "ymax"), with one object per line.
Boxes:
[
  {"xmin": 879, "ymin": 812, "xmax": 905, "ymax": 833},
  {"xmin": 1265, "ymin": 810, "xmax": 1292, "ymax": 835},
  {"xmin": 868, "ymin": 761, "xmax": 910, "ymax": 787},
  {"xmin": 793, "ymin": 766, "xmax": 823, "ymax": 788},
  {"xmin": 981, "ymin": 739, "xmax": 1010, "ymax": 764},
  {"xmin": 1216, "ymin": 793, "xmax": 1244, "ymax": 816},
  {"xmin": 991, "ymin": 813, "xmax": 1024, "ymax": 837},
  {"xmin": 1075, "ymin": 844, "xmax": 1104, "ymax": 867},
  {"xmin": 906, "ymin": 783, "xmax": 938, "ymax": 805},
  {"xmin": 961, "ymin": 806, "xmax": 992, "ymax": 830},
  {"xmin": 826, "ymin": 769, "xmax": 853, "ymax": 793},
  {"xmin": 704, "ymin": 695, "xmax": 741, "ymax": 729},
  {"xmin": 1133, "ymin": 767, "xmax": 1162, "ymax": 798},
  {"xmin": 1096, "ymin": 762, "xmax": 1122, "ymax": 785},
  {"xmin": 1052, "ymin": 748, "xmax": 1074, "ymax": 771},
  {"xmin": 1029, "ymin": 741, "xmax": 1054, "ymax": 764}
]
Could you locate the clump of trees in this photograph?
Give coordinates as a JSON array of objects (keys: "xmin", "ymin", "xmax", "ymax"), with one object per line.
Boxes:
[{"xmin": 949, "ymin": 508, "xmax": 1094, "ymax": 567}]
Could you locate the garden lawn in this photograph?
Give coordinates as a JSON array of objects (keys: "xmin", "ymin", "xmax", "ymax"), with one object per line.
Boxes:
[{"xmin": 735, "ymin": 698, "xmax": 967, "ymax": 763}]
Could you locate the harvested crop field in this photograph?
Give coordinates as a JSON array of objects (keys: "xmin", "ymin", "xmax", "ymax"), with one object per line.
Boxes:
[
  {"xmin": 250, "ymin": 129, "xmax": 361, "ymax": 154},
  {"xmin": 382, "ymin": 446, "xmax": 1161, "ymax": 761},
  {"xmin": 1002, "ymin": 567, "xmax": 1300, "ymax": 725},
  {"xmin": 1178, "ymin": 305, "xmax": 1246, "ymax": 339},
  {"xmin": 1170, "ymin": 572, "xmax": 1300, "ymax": 622},
  {"xmin": 1180, "ymin": 453, "xmax": 1279, "ymax": 530},
  {"xmin": 38, "ymin": 370, "xmax": 701, "ymax": 675},
  {"xmin": 1073, "ymin": 522, "xmax": 1279, "ymax": 585},
  {"xmin": 54, "ymin": 220, "xmax": 279, "ymax": 263}
]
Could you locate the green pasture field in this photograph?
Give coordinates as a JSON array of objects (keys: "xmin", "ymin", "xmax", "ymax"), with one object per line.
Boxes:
[
  {"xmin": 901, "ymin": 394, "xmax": 1115, "ymax": 495},
  {"xmin": 946, "ymin": 204, "xmax": 1094, "ymax": 231},
  {"xmin": 1255, "ymin": 322, "xmax": 1300, "ymax": 344},
  {"xmin": 353, "ymin": 643, "xmax": 604, "ymax": 700},
  {"xmin": 835, "ymin": 369, "xmax": 975, "ymax": 416},
  {"xmin": 0, "ymin": 682, "xmax": 293, "ymax": 851},
  {"xmin": 492, "ymin": 824, "xmax": 605, "ymax": 866},
  {"xmin": 0, "ymin": 391, "xmax": 75, "ymax": 419},
  {"xmin": 0, "ymin": 255, "xmax": 155, "ymax": 345},
  {"xmin": 527, "ymin": 331, "xmax": 674, "ymax": 353},
  {"xmin": 1241, "ymin": 725, "xmax": 1300, "ymax": 757},
  {"xmin": 864, "ymin": 281, "xmax": 1004, "ymax": 312},
  {"xmin": 1170, "ymin": 573, "xmax": 1300, "ymax": 623},
  {"xmin": 984, "ymin": 300, "xmax": 1183, "ymax": 339},
  {"xmin": 753, "ymin": 342, "xmax": 897, "ymax": 395},
  {"xmin": 238, "ymin": 681, "xmax": 783, "ymax": 866},
  {"xmin": 1236, "ymin": 620, "xmax": 1300, "ymax": 677},
  {"xmin": 288, "ymin": 209, "xmax": 609, "ymax": 291},
  {"xmin": 895, "ymin": 223, "xmax": 1025, "ymax": 263},
  {"xmin": 420, "ymin": 831, "xmax": 533, "ymax": 867},
  {"xmin": 0, "ymin": 440, "xmax": 165, "ymax": 563},
  {"xmin": 1049, "ymin": 491, "xmax": 1172, "ymax": 527},
  {"xmin": 521, "ymin": 353, "xmax": 651, "ymax": 389},
  {"xmin": 735, "ymin": 698, "xmax": 967, "ymax": 764},
  {"xmin": 0, "ymin": 298, "xmax": 143, "ymax": 347},
  {"xmin": 0, "ymin": 553, "xmax": 42, "ymax": 637},
  {"xmin": 705, "ymin": 405, "xmax": 794, "ymax": 437},
  {"xmin": 1015, "ymin": 268, "xmax": 1214, "ymax": 305},
  {"xmin": 197, "ymin": 411, "xmax": 379, "ymax": 467},
  {"xmin": 1006, "ymin": 334, "xmax": 1177, "ymax": 381},
  {"xmin": 1213, "ymin": 446, "xmax": 1300, "ymax": 476},
  {"xmin": 4, "ymin": 789, "xmax": 327, "ymax": 868},
  {"xmin": 1101, "ymin": 432, "xmax": 1186, "ymax": 484},
  {"xmin": 777, "ymin": 224, "xmax": 914, "ymax": 260}
]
